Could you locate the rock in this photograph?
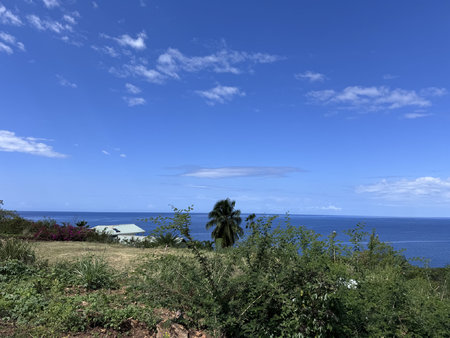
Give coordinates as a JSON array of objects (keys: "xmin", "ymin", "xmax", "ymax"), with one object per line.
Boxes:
[{"xmin": 156, "ymin": 321, "xmax": 189, "ymax": 338}]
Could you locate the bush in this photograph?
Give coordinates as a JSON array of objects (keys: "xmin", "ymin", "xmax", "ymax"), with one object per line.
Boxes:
[
  {"xmin": 74, "ymin": 255, "xmax": 117, "ymax": 290},
  {"xmin": 0, "ymin": 201, "xmax": 35, "ymax": 235},
  {"xmin": 85, "ymin": 229, "xmax": 118, "ymax": 243},
  {"xmin": 132, "ymin": 208, "xmax": 450, "ymax": 337},
  {"xmin": 33, "ymin": 223, "xmax": 92, "ymax": 241},
  {"xmin": 0, "ymin": 238, "xmax": 36, "ymax": 264},
  {"xmin": 0, "ymin": 259, "xmax": 37, "ymax": 282}
]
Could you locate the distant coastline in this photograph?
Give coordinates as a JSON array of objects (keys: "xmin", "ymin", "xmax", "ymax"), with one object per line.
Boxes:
[{"xmin": 18, "ymin": 211, "xmax": 450, "ymax": 267}]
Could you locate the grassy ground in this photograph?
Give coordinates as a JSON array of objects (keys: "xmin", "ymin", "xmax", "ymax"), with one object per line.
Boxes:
[{"xmin": 34, "ymin": 241, "xmax": 189, "ymax": 268}]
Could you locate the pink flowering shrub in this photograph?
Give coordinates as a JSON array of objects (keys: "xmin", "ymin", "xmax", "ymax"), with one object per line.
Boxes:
[{"xmin": 32, "ymin": 223, "xmax": 93, "ymax": 241}]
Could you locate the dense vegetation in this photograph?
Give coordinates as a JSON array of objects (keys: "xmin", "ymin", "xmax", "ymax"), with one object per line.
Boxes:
[{"xmin": 0, "ymin": 201, "xmax": 449, "ymax": 336}]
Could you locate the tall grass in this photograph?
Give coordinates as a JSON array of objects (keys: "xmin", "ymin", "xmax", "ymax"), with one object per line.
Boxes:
[
  {"xmin": 0, "ymin": 238, "xmax": 36, "ymax": 264},
  {"xmin": 74, "ymin": 255, "xmax": 117, "ymax": 290}
]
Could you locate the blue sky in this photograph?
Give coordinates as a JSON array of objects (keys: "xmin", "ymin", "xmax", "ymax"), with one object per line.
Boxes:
[{"xmin": 1, "ymin": 0, "xmax": 450, "ymax": 216}]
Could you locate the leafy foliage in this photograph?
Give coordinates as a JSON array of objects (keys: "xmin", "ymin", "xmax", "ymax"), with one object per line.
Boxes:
[
  {"xmin": 133, "ymin": 208, "xmax": 449, "ymax": 337},
  {"xmin": 206, "ymin": 198, "xmax": 243, "ymax": 248},
  {"xmin": 0, "ymin": 202, "xmax": 448, "ymax": 337}
]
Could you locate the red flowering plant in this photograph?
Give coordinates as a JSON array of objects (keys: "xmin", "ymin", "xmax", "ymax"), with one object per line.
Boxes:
[{"xmin": 33, "ymin": 222, "xmax": 93, "ymax": 241}]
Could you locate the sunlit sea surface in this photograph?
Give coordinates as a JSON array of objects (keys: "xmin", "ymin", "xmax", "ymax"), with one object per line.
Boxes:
[{"xmin": 18, "ymin": 211, "xmax": 450, "ymax": 267}]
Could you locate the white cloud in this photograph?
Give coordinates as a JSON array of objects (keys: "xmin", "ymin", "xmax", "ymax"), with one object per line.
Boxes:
[
  {"xmin": 0, "ymin": 41, "xmax": 12, "ymax": 54},
  {"xmin": 125, "ymin": 83, "xmax": 141, "ymax": 94},
  {"xmin": 109, "ymin": 47, "xmax": 281, "ymax": 85},
  {"xmin": 295, "ymin": 71, "xmax": 326, "ymax": 82},
  {"xmin": 0, "ymin": 31, "xmax": 24, "ymax": 49},
  {"xmin": 63, "ymin": 15, "xmax": 76, "ymax": 25},
  {"xmin": 320, "ymin": 205, "xmax": 342, "ymax": 211},
  {"xmin": 119, "ymin": 153, "xmax": 127, "ymax": 158},
  {"xmin": 196, "ymin": 85, "xmax": 245, "ymax": 104},
  {"xmin": 27, "ymin": 14, "xmax": 75, "ymax": 34},
  {"xmin": 56, "ymin": 74, "xmax": 77, "ymax": 88},
  {"xmin": 0, "ymin": 130, "xmax": 67, "ymax": 158},
  {"xmin": 92, "ymin": 2, "xmax": 98, "ymax": 9},
  {"xmin": 420, "ymin": 87, "xmax": 447, "ymax": 97},
  {"xmin": 156, "ymin": 47, "xmax": 281, "ymax": 78},
  {"xmin": 357, "ymin": 177, "xmax": 450, "ymax": 201},
  {"xmin": 91, "ymin": 45, "xmax": 119, "ymax": 58},
  {"xmin": 115, "ymin": 64, "xmax": 166, "ymax": 84},
  {"xmin": 403, "ymin": 112, "xmax": 432, "ymax": 119},
  {"xmin": 114, "ymin": 31, "xmax": 146, "ymax": 50},
  {"xmin": 102, "ymin": 150, "xmax": 110, "ymax": 155},
  {"xmin": 0, "ymin": 32, "xmax": 25, "ymax": 53},
  {"xmin": 307, "ymin": 86, "xmax": 446, "ymax": 111},
  {"xmin": 42, "ymin": 0, "xmax": 60, "ymax": 9},
  {"xmin": 123, "ymin": 96, "xmax": 146, "ymax": 106},
  {"xmin": 309, "ymin": 205, "xmax": 342, "ymax": 211},
  {"xmin": 182, "ymin": 166, "xmax": 301, "ymax": 178},
  {"xmin": 0, "ymin": 3, "xmax": 22, "ymax": 26}
]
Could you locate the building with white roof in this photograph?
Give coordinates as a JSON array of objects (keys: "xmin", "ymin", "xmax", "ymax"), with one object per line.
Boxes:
[{"xmin": 92, "ymin": 224, "xmax": 146, "ymax": 242}]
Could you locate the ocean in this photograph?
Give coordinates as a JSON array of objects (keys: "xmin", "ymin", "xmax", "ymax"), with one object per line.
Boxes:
[{"xmin": 18, "ymin": 211, "xmax": 450, "ymax": 268}]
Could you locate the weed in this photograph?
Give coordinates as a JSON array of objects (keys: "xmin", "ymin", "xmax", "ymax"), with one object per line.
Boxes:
[
  {"xmin": 0, "ymin": 238, "xmax": 36, "ymax": 264},
  {"xmin": 74, "ymin": 255, "xmax": 117, "ymax": 290}
]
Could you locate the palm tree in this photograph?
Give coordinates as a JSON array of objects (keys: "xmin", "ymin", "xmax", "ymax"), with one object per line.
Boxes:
[{"xmin": 206, "ymin": 198, "xmax": 243, "ymax": 248}]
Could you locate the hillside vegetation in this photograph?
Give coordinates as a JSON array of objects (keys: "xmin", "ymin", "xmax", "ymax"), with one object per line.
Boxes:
[{"xmin": 0, "ymin": 203, "xmax": 449, "ymax": 337}]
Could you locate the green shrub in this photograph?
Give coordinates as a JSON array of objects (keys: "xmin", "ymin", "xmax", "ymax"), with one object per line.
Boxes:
[
  {"xmin": 42, "ymin": 296, "xmax": 87, "ymax": 332},
  {"xmin": 85, "ymin": 229, "xmax": 118, "ymax": 243},
  {"xmin": 0, "ymin": 280, "xmax": 48, "ymax": 324},
  {"xmin": 0, "ymin": 259, "xmax": 37, "ymax": 282},
  {"xmin": 86, "ymin": 298, "xmax": 157, "ymax": 331},
  {"xmin": 0, "ymin": 216, "xmax": 34, "ymax": 236},
  {"xmin": 0, "ymin": 238, "xmax": 36, "ymax": 264},
  {"xmin": 74, "ymin": 255, "xmax": 117, "ymax": 290}
]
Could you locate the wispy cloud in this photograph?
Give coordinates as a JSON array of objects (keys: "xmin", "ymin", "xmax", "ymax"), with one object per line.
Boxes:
[
  {"xmin": 101, "ymin": 150, "xmax": 110, "ymax": 155},
  {"xmin": 0, "ymin": 41, "xmax": 12, "ymax": 54},
  {"xmin": 42, "ymin": 0, "xmax": 60, "ymax": 9},
  {"xmin": 156, "ymin": 47, "xmax": 281, "ymax": 78},
  {"xmin": 295, "ymin": 71, "xmax": 326, "ymax": 82},
  {"xmin": 0, "ymin": 32, "xmax": 25, "ymax": 52},
  {"xmin": 420, "ymin": 87, "xmax": 447, "ymax": 97},
  {"xmin": 27, "ymin": 14, "xmax": 76, "ymax": 34},
  {"xmin": 123, "ymin": 96, "xmax": 146, "ymax": 106},
  {"xmin": 196, "ymin": 85, "xmax": 245, "ymax": 105},
  {"xmin": 113, "ymin": 31, "xmax": 147, "ymax": 50},
  {"xmin": 63, "ymin": 14, "xmax": 77, "ymax": 25},
  {"xmin": 115, "ymin": 64, "xmax": 166, "ymax": 84},
  {"xmin": 110, "ymin": 47, "xmax": 281, "ymax": 84},
  {"xmin": 0, "ymin": 130, "xmax": 67, "ymax": 158},
  {"xmin": 403, "ymin": 112, "xmax": 432, "ymax": 119},
  {"xmin": 125, "ymin": 83, "xmax": 141, "ymax": 94},
  {"xmin": 56, "ymin": 74, "xmax": 77, "ymax": 88},
  {"xmin": 383, "ymin": 74, "xmax": 398, "ymax": 80},
  {"xmin": 308, "ymin": 205, "xmax": 342, "ymax": 211},
  {"xmin": 357, "ymin": 177, "xmax": 450, "ymax": 201},
  {"xmin": 307, "ymin": 86, "xmax": 446, "ymax": 111},
  {"xmin": 0, "ymin": 3, "xmax": 22, "ymax": 26},
  {"xmin": 119, "ymin": 153, "xmax": 127, "ymax": 158},
  {"xmin": 319, "ymin": 205, "xmax": 342, "ymax": 211},
  {"xmin": 182, "ymin": 166, "xmax": 302, "ymax": 179},
  {"xmin": 91, "ymin": 45, "xmax": 119, "ymax": 58},
  {"xmin": 92, "ymin": 2, "xmax": 98, "ymax": 9}
]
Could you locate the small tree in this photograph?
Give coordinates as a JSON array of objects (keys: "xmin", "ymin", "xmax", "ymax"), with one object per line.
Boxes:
[{"xmin": 206, "ymin": 198, "xmax": 243, "ymax": 248}]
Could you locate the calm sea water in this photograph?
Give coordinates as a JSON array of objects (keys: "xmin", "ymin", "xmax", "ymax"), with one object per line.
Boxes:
[{"xmin": 18, "ymin": 211, "xmax": 450, "ymax": 267}]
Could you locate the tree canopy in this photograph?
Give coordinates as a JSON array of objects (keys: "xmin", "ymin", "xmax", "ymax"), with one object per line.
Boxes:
[{"xmin": 206, "ymin": 198, "xmax": 243, "ymax": 248}]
